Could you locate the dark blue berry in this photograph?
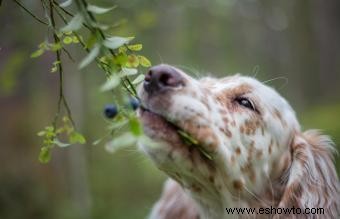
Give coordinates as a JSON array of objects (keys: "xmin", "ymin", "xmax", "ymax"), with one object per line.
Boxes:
[
  {"xmin": 104, "ymin": 104, "xmax": 118, "ymax": 118},
  {"xmin": 128, "ymin": 97, "xmax": 140, "ymax": 110}
]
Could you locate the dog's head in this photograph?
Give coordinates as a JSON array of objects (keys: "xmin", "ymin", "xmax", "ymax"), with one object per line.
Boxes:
[{"xmin": 137, "ymin": 64, "xmax": 339, "ymax": 214}]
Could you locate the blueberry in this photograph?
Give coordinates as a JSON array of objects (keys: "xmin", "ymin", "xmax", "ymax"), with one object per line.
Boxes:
[
  {"xmin": 104, "ymin": 104, "xmax": 118, "ymax": 118},
  {"xmin": 128, "ymin": 97, "xmax": 140, "ymax": 110}
]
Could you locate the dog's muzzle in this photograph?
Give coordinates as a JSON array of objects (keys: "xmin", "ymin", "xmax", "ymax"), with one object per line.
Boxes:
[{"xmin": 143, "ymin": 64, "xmax": 185, "ymax": 95}]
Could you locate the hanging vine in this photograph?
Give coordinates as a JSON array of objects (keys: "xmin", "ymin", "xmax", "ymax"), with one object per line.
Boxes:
[{"xmin": 12, "ymin": 0, "xmax": 151, "ymax": 163}]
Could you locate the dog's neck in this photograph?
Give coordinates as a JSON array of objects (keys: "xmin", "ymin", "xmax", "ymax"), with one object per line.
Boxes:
[
  {"xmin": 179, "ymin": 153, "xmax": 291, "ymax": 219},
  {"xmin": 184, "ymin": 179, "xmax": 287, "ymax": 219}
]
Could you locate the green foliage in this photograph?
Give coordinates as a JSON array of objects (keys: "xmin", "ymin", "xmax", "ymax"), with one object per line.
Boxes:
[
  {"xmin": 87, "ymin": 5, "xmax": 116, "ymax": 14},
  {"xmin": 37, "ymin": 117, "xmax": 87, "ymax": 163},
  {"xmin": 29, "ymin": 0, "xmax": 151, "ymax": 163}
]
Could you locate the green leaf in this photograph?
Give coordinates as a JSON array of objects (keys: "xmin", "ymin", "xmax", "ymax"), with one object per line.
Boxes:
[
  {"xmin": 114, "ymin": 53, "xmax": 128, "ymax": 66},
  {"xmin": 50, "ymin": 42, "xmax": 62, "ymax": 51},
  {"xmin": 87, "ymin": 4, "xmax": 117, "ymax": 14},
  {"xmin": 137, "ymin": 135, "xmax": 161, "ymax": 149},
  {"xmin": 92, "ymin": 138, "xmax": 103, "ymax": 145},
  {"xmin": 72, "ymin": 36, "xmax": 79, "ymax": 43},
  {"xmin": 105, "ymin": 132, "xmax": 136, "ymax": 153},
  {"xmin": 118, "ymin": 46, "xmax": 127, "ymax": 53},
  {"xmin": 59, "ymin": 0, "xmax": 72, "ymax": 7},
  {"xmin": 92, "ymin": 23, "xmax": 109, "ymax": 30},
  {"xmin": 69, "ymin": 131, "xmax": 86, "ymax": 144},
  {"xmin": 85, "ymin": 34, "xmax": 97, "ymax": 49},
  {"xmin": 129, "ymin": 117, "xmax": 143, "ymax": 136},
  {"xmin": 132, "ymin": 74, "xmax": 145, "ymax": 85},
  {"xmin": 100, "ymin": 75, "xmax": 120, "ymax": 91},
  {"xmin": 121, "ymin": 67, "xmax": 138, "ymax": 76},
  {"xmin": 54, "ymin": 139, "xmax": 71, "ymax": 147},
  {"xmin": 128, "ymin": 44, "xmax": 143, "ymax": 51},
  {"xmin": 61, "ymin": 13, "xmax": 84, "ymax": 32},
  {"xmin": 63, "ymin": 36, "xmax": 73, "ymax": 44},
  {"xmin": 177, "ymin": 130, "xmax": 199, "ymax": 145},
  {"xmin": 125, "ymin": 54, "xmax": 139, "ymax": 68},
  {"xmin": 51, "ymin": 66, "xmax": 57, "ymax": 73},
  {"xmin": 138, "ymin": 55, "xmax": 151, "ymax": 67},
  {"xmin": 37, "ymin": 131, "xmax": 46, "ymax": 136},
  {"xmin": 108, "ymin": 119, "xmax": 128, "ymax": 130},
  {"xmin": 39, "ymin": 147, "xmax": 52, "ymax": 163},
  {"xmin": 79, "ymin": 44, "xmax": 100, "ymax": 69},
  {"xmin": 103, "ymin": 36, "xmax": 134, "ymax": 50},
  {"xmin": 30, "ymin": 49, "xmax": 44, "ymax": 58},
  {"xmin": 51, "ymin": 61, "xmax": 61, "ymax": 73},
  {"xmin": 38, "ymin": 41, "xmax": 48, "ymax": 49}
]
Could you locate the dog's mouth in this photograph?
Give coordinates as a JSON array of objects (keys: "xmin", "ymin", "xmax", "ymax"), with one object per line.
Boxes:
[{"xmin": 138, "ymin": 106, "xmax": 213, "ymax": 160}]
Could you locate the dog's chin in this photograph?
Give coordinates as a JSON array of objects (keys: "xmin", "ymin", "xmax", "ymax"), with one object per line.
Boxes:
[
  {"xmin": 138, "ymin": 106, "xmax": 216, "ymax": 174},
  {"xmin": 138, "ymin": 107, "xmax": 184, "ymax": 145}
]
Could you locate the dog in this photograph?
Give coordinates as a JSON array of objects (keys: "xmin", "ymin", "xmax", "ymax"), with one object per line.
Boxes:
[{"xmin": 137, "ymin": 64, "xmax": 340, "ymax": 219}]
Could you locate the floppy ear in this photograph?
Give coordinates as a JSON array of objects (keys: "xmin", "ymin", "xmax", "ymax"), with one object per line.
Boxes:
[{"xmin": 277, "ymin": 130, "xmax": 340, "ymax": 218}]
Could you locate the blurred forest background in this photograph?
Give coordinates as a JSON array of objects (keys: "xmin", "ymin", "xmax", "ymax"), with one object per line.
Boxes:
[{"xmin": 1, "ymin": 0, "xmax": 340, "ymax": 218}]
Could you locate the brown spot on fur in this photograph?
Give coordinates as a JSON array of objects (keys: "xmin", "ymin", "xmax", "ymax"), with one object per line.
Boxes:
[
  {"xmin": 201, "ymin": 96, "xmax": 211, "ymax": 111},
  {"xmin": 233, "ymin": 180, "xmax": 243, "ymax": 191},
  {"xmin": 256, "ymin": 150, "xmax": 263, "ymax": 159},
  {"xmin": 219, "ymin": 127, "xmax": 232, "ymax": 138},
  {"xmin": 223, "ymin": 117, "xmax": 229, "ymax": 124},
  {"xmin": 219, "ymin": 109, "xmax": 227, "ymax": 116},
  {"xmin": 180, "ymin": 119, "xmax": 219, "ymax": 152},
  {"xmin": 248, "ymin": 141, "xmax": 255, "ymax": 160},
  {"xmin": 241, "ymin": 162, "xmax": 256, "ymax": 183},
  {"xmin": 273, "ymin": 108, "xmax": 287, "ymax": 127},
  {"xmin": 225, "ymin": 129, "xmax": 232, "ymax": 138},
  {"xmin": 244, "ymin": 119, "xmax": 258, "ymax": 135},
  {"xmin": 231, "ymin": 120, "xmax": 236, "ymax": 127},
  {"xmin": 235, "ymin": 147, "xmax": 241, "ymax": 155},
  {"xmin": 240, "ymin": 126, "xmax": 244, "ymax": 133},
  {"xmin": 268, "ymin": 139, "xmax": 273, "ymax": 155}
]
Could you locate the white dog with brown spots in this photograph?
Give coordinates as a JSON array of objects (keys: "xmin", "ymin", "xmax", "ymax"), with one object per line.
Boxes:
[{"xmin": 137, "ymin": 64, "xmax": 340, "ymax": 219}]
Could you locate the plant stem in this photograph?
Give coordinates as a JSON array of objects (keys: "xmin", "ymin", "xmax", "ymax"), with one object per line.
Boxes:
[
  {"xmin": 13, "ymin": 0, "xmax": 49, "ymax": 25},
  {"xmin": 49, "ymin": 0, "xmax": 75, "ymax": 127}
]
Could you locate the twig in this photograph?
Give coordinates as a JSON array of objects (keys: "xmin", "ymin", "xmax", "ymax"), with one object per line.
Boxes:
[
  {"xmin": 13, "ymin": 0, "xmax": 49, "ymax": 25},
  {"xmin": 62, "ymin": 47, "xmax": 75, "ymax": 62},
  {"xmin": 77, "ymin": 0, "xmax": 137, "ymax": 97},
  {"xmin": 49, "ymin": 0, "xmax": 75, "ymax": 127}
]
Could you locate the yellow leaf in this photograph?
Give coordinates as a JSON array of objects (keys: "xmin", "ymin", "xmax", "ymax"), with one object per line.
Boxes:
[
  {"xmin": 138, "ymin": 55, "xmax": 151, "ymax": 67},
  {"xmin": 128, "ymin": 44, "xmax": 142, "ymax": 51}
]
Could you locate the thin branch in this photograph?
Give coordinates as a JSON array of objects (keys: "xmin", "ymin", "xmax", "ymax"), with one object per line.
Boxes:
[
  {"xmin": 62, "ymin": 47, "xmax": 75, "ymax": 62},
  {"xmin": 53, "ymin": 0, "xmax": 73, "ymax": 16},
  {"xmin": 49, "ymin": 0, "xmax": 75, "ymax": 127},
  {"xmin": 13, "ymin": 0, "xmax": 49, "ymax": 25}
]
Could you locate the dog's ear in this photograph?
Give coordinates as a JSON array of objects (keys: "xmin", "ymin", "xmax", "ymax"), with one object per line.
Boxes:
[{"xmin": 277, "ymin": 130, "xmax": 340, "ymax": 218}]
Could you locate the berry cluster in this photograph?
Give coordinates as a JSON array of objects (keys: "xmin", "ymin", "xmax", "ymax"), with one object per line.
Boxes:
[{"xmin": 104, "ymin": 97, "xmax": 140, "ymax": 118}]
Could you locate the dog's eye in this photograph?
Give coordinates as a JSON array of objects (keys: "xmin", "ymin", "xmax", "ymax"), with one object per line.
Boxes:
[{"xmin": 235, "ymin": 97, "xmax": 255, "ymax": 111}]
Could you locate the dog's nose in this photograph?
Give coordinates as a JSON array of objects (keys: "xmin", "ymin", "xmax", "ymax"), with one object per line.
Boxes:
[{"xmin": 143, "ymin": 64, "xmax": 184, "ymax": 94}]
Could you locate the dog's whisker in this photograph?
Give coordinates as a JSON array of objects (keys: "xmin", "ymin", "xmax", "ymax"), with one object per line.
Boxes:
[
  {"xmin": 251, "ymin": 65, "xmax": 260, "ymax": 78},
  {"xmin": 262, "ymin": 76, "xmax": 288, "ymax": 90}
]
